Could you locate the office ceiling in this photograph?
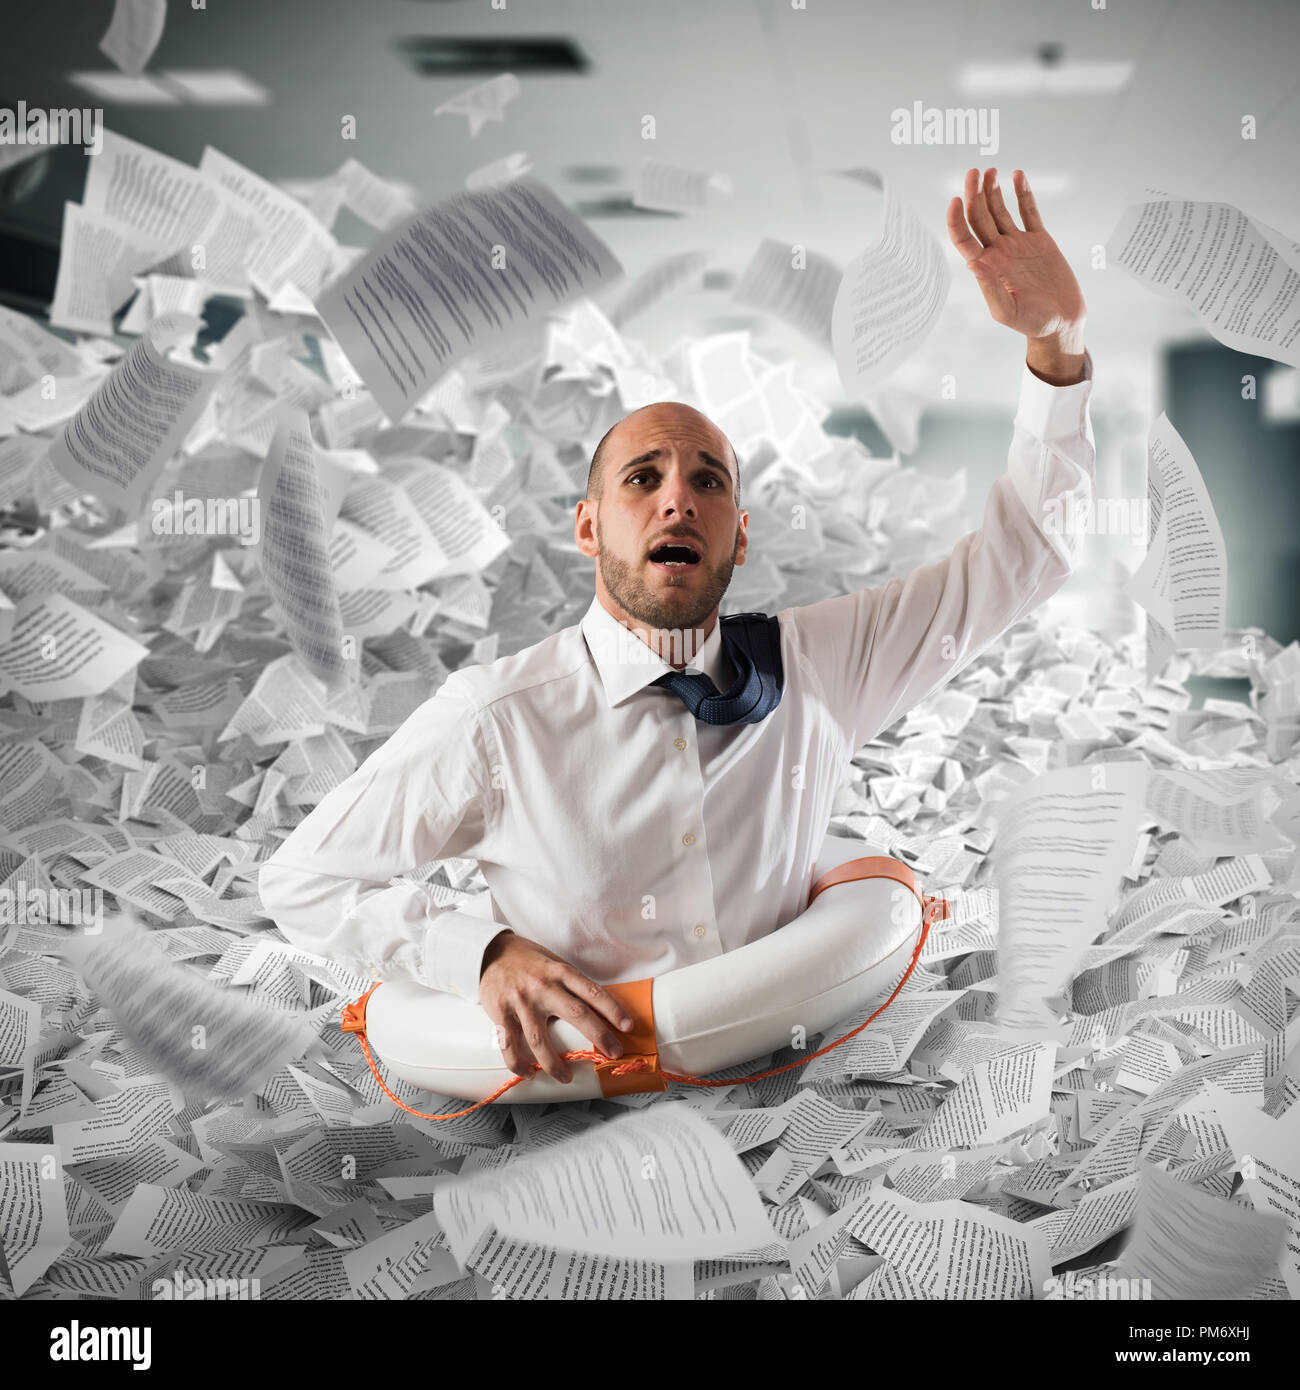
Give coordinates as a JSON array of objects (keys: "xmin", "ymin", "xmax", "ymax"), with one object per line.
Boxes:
[{"xmin": 2, "ymin": 0, "xmax": 1297, "ymax": 409}]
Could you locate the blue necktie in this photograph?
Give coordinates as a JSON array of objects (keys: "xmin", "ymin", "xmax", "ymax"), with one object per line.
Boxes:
[{"xmin": 650, "ymin": 612, "xmax": 784, "ymax": 725}]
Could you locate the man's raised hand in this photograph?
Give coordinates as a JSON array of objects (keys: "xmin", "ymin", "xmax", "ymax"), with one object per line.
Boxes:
[
  {"xmin": 478, "ymin": 931, "xmax": 635, "ymax": 1084},
  {"xmin": 946, "ymin": 167, "xmax": 1086, "ymax": 353}
]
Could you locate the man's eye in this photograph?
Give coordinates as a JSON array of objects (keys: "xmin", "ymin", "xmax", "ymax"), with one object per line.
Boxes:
[{"xmin": 626, "ymin": 472, "xmax": 721, "ymax": 487}]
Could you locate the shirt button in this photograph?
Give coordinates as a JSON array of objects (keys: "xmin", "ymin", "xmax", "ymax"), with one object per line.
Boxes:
[
  {"xmin": 682, "ymin": 832, "xmax": 695, "ymax": 846},
  {"xmin": 673, "ymin": 737, "xmax": 687, "ymax": 750},
  {"xmin": 692, "ymin": 924, "xmax": 706, "ymax": 938}
]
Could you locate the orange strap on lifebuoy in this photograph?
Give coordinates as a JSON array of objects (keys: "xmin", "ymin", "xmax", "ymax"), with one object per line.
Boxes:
[
  {"xmin": 339, "ymin": 858, "xmax": 950, "ymax": 1120},
  {"xmin": 593, "ymin": 977, "xmax": 666, "ymax": 1099}
]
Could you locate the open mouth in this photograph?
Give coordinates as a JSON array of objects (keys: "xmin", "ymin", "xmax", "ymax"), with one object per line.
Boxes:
[{"xmin": 647, "ymin": 542, "xmax": 701, "ymax": 571}]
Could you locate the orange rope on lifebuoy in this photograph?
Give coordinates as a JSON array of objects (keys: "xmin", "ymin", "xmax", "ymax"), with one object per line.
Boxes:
[{"xmin": 339, "ymin": 884, "xmax": 951, "ymax": 1122}]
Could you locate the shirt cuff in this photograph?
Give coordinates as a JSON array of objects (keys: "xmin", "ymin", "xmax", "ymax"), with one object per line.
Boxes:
[
  {"xmin": 1015, "ymin": 347, "xmax": 1094, "ymax": 442},
  {"xmin": 420, "ymin": 907, "xmax": 512, "ymax": 1005}
]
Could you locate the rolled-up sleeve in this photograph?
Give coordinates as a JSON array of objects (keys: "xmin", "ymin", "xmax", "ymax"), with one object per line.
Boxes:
[
  {"xmin": 257, "ymin": 673, "xmax": 508, "ymax": 1003},
  {"xmin": 791, "ymin": 353, "xmax": 1096, "ymax": 752}
]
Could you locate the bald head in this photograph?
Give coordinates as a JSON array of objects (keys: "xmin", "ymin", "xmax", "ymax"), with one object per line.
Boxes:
[{"xmin": 586, "ymin": 401, "xmax": 739, "ymax": 504}]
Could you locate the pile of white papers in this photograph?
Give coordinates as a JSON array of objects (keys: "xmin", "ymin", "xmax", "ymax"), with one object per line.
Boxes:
[{"xmin": 1, "ymin": 133, "xmax": 1298, "ymax": 1301}]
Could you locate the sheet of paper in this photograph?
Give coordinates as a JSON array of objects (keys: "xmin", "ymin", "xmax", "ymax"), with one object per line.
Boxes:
[
  {"xmin": 83, "ymin": 130, "xmax": 266, "ymax": 298},
  {"xmin": 992, "ymin": 761, "xmax": 1149, "ymax": 1034},
  {"xmin": 0, "ymin": 304, "xmax": 84, "ymax": 390},
  {"xmin": 732, "ymin": 237, "xmax": 840, "ymax": 349},
  {"xmin": 1113, "ymin": 1158, "xmax": 1289, "ymax": 1299},
  {"xmin": 0, "ymin": 591, "xmax": 151, "ymax": 700},
  {"xmin": 1146, "ymin": 767, "xmax": 1288, "ymax": 854},
  {"xmin": 98, "ymin": 0, "xmax": 167, "ymax": 76},
  {"xmin": 314, "ymin": 178, "xmax": 621, "ymax": 423},
  {"xmin": 47, "ymin": 312, "xmax": 217, "ymax": 512},
  {"xmin": 1106, "ymin": 192, "xmax": 1300, "ymax": 368},
  {"xmin": 910, "ymin": 1040, "xmax": 1056, "ymax": 1148},
  {"xmin": 845, "ymin": 1184, "xmax": 1051, "ymax": 1299},
  {"xmin": 433, "ymin": 73, "xmax": 521, "ymax": 138},
  {"xmin": 0, "ymin": 988, "xmax": 41, "ymax": 1113},
  {"xmin": 50, "ymin": 1074, "xmax": 183, "ymax": 1163},
  {"xmin": 632, "ymin": 158, "xmax": 731, "ymax": 214},
  {"xmin": 1204, "ymin": 1082, "xmax": 1300, "ymax": 1297},
  {"xmin": 386, "ymin": 458, "xmax": 511, "ymax": 579},
  {"xmin": 609, "ymin": 249, "xmax": 713, "ymax": 331},
  {"xmin": 0, "ymin": 1143, "xmax": 72, "ymax": 1295},
  {"xmin": 751, "ymin": 1090, "xmax": 880, "ymax": 1203},
  {"xmin": 831, "ymin": 167, "xmax": 951, "ymax": 395},
  {"xmin": 49, "ymin": 201, "xmax": 173, "ymax": 336},
  {"xmin": 255, "ymin": 403, "xmax": 351, "ymax": 687},
  {"xmin": 198, "ymin": 146, "xmax": 338, "ymax": 301},
  {"xmin": 434, "ymin": 1102, "xmax": 775, "ymax": 1262},
  {"xmin": 103, "ymin": 1184, "xmax": 313, "ymax": 1257},
  {"xmin": 334, "ymin": 157, "xmax": 418, "ymax": 231},
  {"xmin": 1124, "ymin": 412, "xmax": 1227, "ymax": 667},
  {"xmin": 466, "ymin": 151, "xmax": 535, "ymax": 192}
]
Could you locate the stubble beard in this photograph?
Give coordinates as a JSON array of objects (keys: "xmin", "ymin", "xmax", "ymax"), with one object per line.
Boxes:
[{"xmin": 597, "ymin": 519, "xmax": 740, "ymax": 633}]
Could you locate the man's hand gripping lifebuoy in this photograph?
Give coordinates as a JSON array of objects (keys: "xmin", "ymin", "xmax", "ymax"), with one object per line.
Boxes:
[{"xmin": 478, "ymin": 931, "xmax": 636, "ymax": 1084}]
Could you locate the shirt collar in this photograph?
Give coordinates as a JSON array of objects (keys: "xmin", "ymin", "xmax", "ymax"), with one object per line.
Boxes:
[{"xmin": 580, "ymin": 595, "xmax": 733, "ymax": 708}]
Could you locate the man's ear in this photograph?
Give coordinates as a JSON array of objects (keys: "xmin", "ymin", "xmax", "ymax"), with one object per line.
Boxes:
[
  {"xmin": 734, "ymin": 509, "xmax": 749, "ymax": 566},
  {"xmin": 574, "ymin": 499, "xmax": 598, "ymax": 559}
]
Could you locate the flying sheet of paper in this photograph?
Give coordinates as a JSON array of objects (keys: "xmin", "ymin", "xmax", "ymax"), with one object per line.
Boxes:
[
  {"xmin": 82, "ymin": 130, "xmax": 265, "ymax": 298},
  {"xmin": 313, "ymin": 178, "xmax": 622, "ymax": 423},
  {"xmin": 434, "ymin": 1102, "xmax": 775, "ymax": 1263},
  {"xmin": 198, "ymin": 147, "xmax": 338, "ymax": 302},
  {"xmin": 466, "ymin": 152, "xmax": 535, "ymax": 191},
  {"xmin": 1146, "ymin": 768, "xmax": 1289, "ymax": 854},
  {"xmin": 333, "ymin": 158, "xmax": 418, "ymax": 232},
  {"xmin": 1204, "ymin": 1082, "xmax": 1300, "ymax": 1297},
  {"xmin": 609, "ymin": 249, "xmax": 713, "ymax": 331},
  {"xmin": 0, "ymin": 305, "xmax": 84, "ymax": 391},
  {"xmin": 1113, "ymin": 1159, "xmax": 1289, "ymax": 1299},
  {"xmin": 385, "ymin": 458, "xmax": 511, "ymax": 579},
  {"xmin": 49, "ymin": 201, "xmax": 174, "ymax": 336},
  {"xmin": 47, "ymin": 312, "xmax": 217, "ymax": 512},
  {"xmin": 98, "ymin": 0, "xmax": 167, "ymax": 76},
  {"xmin": 732, "ymin": 237, "xmax": 840, "ymax": 349},
  {"xmin": 255, "ymin": 404, "xmax": 351, "ymax": 689},
  {"xmin": 1106, "ymin": 193, "xmax": 1300, "ymax": 368},
  {"xmin": 831, "ymin": 167, "xmax": 950, "ymax": 396},
  {"xmin": 632, "ymin": 158, "xmax": 732, "ymax": 214},
  {"xmin": 993, "ymin": 761, "xmax": 1150, "ymax": 1036},
  {"xmin": 119, "ymin": 274, "xmax": 208, "ymax": 335},
  {"xmin": 1124, "ymin": 412, "xmax": 1226, "ymax": 670},
  {"xmin": 433, "ymin": 73, "xmax": 520, "ymax": 138}
]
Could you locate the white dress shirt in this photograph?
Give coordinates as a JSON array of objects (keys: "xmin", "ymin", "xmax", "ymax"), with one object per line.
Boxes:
[{"xmin": 259, "ymin": 356, "xmax": 1095, "ymax": 1005}]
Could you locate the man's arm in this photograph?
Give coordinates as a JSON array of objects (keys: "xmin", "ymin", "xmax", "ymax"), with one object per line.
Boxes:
[
  {"xmin": 788, "ymin": 167, "xmax": 1095, "ymax": 751},
  {"xmin": 257, "ymin": 673, "xmax": 509, "ymax": 1004}
]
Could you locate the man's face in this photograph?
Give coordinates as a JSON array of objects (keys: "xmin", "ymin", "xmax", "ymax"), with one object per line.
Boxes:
[{"xmin": 576, "ymin": 404, "xmax": 748, "ymax": 635}]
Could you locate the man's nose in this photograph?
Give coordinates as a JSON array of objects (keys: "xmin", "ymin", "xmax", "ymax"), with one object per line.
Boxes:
[{"xmin": 658, "ymin": 470, "xmax": 697, "ymax": 516}]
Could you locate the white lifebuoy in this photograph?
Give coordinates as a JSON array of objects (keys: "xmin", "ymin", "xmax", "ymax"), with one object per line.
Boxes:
[{"xmin": 355, "ymin": 835, "xmax": 925, "ymax": 1105}]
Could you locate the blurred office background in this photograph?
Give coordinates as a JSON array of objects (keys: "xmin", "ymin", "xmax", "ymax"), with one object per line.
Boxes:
[{"xmin": 1, "ymin": 0, "xmax": 1297, "ymax": 667}]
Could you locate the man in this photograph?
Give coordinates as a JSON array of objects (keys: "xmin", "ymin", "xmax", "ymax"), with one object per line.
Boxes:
[{"xmin": 259, "ymin": 167, "xmax": 1094, "ymax": 1087}]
